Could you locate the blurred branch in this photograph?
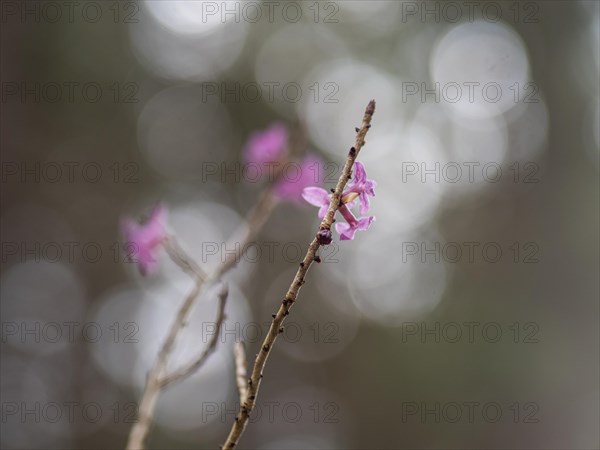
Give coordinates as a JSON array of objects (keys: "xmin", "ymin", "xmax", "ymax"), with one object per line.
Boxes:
[
  {"xmin": 126, "ymin": 191, "xmax": 278, "ymax": 450},
  {"xmin": 233, "ymin": 342, "xmax": 248, "ymax": 401},
  {"xmin": 126, "ymin": 240, "xmax": 205, "ymax": 450},
  {"xmin": 222, "ymin": 100, "xmax": 376, "ymax": 449},
  {"xmin": 164, "ymin": 235, "xmax": 207, "ymax": 281},
  {"xmin": 160, "ymin": 283, "xmax": 228, "ymax": 387},
  {"xmin": 214, "ymin": 189, "xmax": 278, "ymax": 279}
]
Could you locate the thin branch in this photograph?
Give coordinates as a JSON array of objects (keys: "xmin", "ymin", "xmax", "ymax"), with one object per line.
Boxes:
[
  {"xmin": 160, "ymin": 284, "xmax": 229, "ymax": 387},
  {"xmin": 215, "ymin": 189, "xmax": 278, "ymax": 279},
  {"xmin": 222, "ymin": 99, "xmax": 376, "ymax": 449},
  {"xmin": 164, "ymin": 235, "xmax": 207, "ymax": 281},
  {"xmin": 126, "ymin": 266, "xmax": 203, "ymax": 450},
  {"xmin": 126, "ymin": 191, "xmax": 278, "ymax": 450},
  {"xmin": 233, "ymin": 342, "xmax": 248, "ymax": 401}
]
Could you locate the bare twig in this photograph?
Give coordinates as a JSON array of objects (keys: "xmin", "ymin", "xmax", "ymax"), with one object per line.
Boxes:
[
  {"xmin": 160, "ymin": 284, "xmax": 229, "ymax": 387},
  {"xmin": 164, "ymin": 235, "xmax": 207, "ymax": 281},
  {"xmin": 215, "ymin": 190, "xmax": 278, "ymax": 280},
  {"xmin": 222, "ymin": 99, "xmax": 376, "ymax": 449},
  {"xmin": 126, "ymin": 192, "xmax": 278, "ymax": 450},
  {"xmin": 233, "ymin": 342, "xmax": 248, "ymax": 401},
  {"xmin": 126, "ymin": 254, "xmax": 204, "ymax": 450}
]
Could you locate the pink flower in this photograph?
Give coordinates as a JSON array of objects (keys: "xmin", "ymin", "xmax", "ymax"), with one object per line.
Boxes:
[
  {"xmin": 301, "ymin": 186, "xmax": 330, "ymax": 219},
  {"xmin": 273, "ymin": 155, "xmax": 323, "ymax": 202},
  {"xmin": 301, "ymin": 161, "xmax": 375, "ymax": 241},
  {"xmin": 345, "ymin": 161, "xmax": 376, "ymax": 215},
  {"xmin": 244, "ymin": 123, "xmax": 288, "ymax": 166},
  {"xmin": 121, "ymin": 203, "xmax": 168, "ymax": 276},
  {"xmin": 335, "ymin": 204, "xmax": 375, "ymax": 241}
]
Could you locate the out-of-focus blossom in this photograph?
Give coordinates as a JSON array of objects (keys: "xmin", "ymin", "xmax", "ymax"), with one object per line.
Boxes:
[
  {"xmin": 301, "ymin": 161, "xmax": 376, "ymax": 241},
  {"xmin": 243, "ymin": 123, "xmax": 326, "ymax": 204},
  {"xmin": 121, "ymin": 203, "xmax": 168, "ymax": 276},
  {"xmin": 273, "ymin": 155, "xmax": 323, "ymax": 202},
  {"xmin": 243, "ymin": 123, "xmax": 288, "ymax": 166}
]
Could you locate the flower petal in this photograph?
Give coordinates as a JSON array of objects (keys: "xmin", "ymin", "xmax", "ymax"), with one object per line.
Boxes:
[
  {"xmin": 358, "ymin": 192, "xmax": 370, "ymax": 215},
  {"xmin": 364, "ymin": 179, "xmax": 377, "ymax": 196},
  {"xmin": 335, "ymin": 222, "xmax": 357, "ymax": 240},
  {"xmin": 352, "ymin": 161, "xmax": 366, "ymax": 184},
  {"xmin": 357, "ymin": 216, "xmax": 375, "ymax": 231},
  {"xmin": 301, "ymin": 187, "xmax": 330, "ymax": 207}
]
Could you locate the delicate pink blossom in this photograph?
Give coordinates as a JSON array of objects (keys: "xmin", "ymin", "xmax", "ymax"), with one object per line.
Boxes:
[
  {"xmin": 335, "ymin": 204, "xmax": 375, "ymax": 240},
  {"xmin": 243, "ymin": 123, "xmax": 288, "ymax": 166},
  {"xmin": 121, "ymin": 203, "xmax": 168, "ymax": 276},
  {"xmin": 301, "ymin": 161, "xmax": 376, "ymax": 241},
  {"xmin": 301, "ymin": 186, "xmax": 330, "ymax": 219},
  {"xmin": 345, "ymin": 161, "xmax": 376, "ymax": 215}
]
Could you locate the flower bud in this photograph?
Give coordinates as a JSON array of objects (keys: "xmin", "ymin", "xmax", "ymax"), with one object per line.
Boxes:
[{"xmin": 317, "ymin": 229, "xmax": 333, "ymax": 245}]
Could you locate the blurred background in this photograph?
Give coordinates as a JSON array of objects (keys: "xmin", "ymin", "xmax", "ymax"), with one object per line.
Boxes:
[{"xmin": 1, "ymin": 1, "xmax": 599, "ymax": 449}]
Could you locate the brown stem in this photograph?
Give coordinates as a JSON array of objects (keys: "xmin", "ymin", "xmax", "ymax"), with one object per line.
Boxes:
[{"xmin": 222, "ymin": 99, "xmax": 376, "ymax": 449}]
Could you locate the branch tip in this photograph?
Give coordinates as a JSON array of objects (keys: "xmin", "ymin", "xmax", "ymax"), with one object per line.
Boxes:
[
  {"xmin": 366, "ymin": 99, "xmax": 376, "ymax": 115},
  {"xmin": 221, "ymin": 100, "xmax": 376, "ymax": 449}
]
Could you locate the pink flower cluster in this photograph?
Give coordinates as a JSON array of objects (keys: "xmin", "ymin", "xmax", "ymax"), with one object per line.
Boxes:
[
  {"xmin": 302, "ymin": 161, "xmax": 376, "ymax": 240},
  {"xmin": 121, "ymin": 124, "xmax": 377, "ymax": 276}
]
